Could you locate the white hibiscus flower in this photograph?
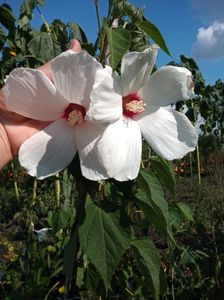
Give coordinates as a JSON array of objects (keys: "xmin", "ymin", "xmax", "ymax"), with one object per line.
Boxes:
[
  {"xmin": 3, "ymin": 50, "xmax": 109, "ymax": 180},
  {"xmin": 87, "ymin": 45, "xmax": 198, "ymax": 181}
]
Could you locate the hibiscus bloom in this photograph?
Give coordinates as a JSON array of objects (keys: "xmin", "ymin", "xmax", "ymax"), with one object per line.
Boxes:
[
  {"xmin": 87, "ymin": 45, "xmax": 198, "ymax": 181},
  {"xmin": 3, "ymin": 50, "xmax": 108, "ymax": 180}
]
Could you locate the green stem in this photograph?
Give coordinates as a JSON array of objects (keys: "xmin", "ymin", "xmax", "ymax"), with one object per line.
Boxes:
[
  {"xmin": 11, "ymin": 162, "xmax": 19, "ymax": 201},
  {"xmin": 32, "ymin": 178, "xmax": 37, "ymax": 204},
  {"xmin": 66, "ymin": 180, "xmax": 87, "ymax": 298},
  {"xmin": 93, "ymin": 0, "xmax": 101, "ymax": 34},
  {"xmin": 94, "ymin": 6, "xmax": 107, "ymax": 64},
  {"xmin": 55, "ymin": 173, "xmax": 61, "ymax": 208},
  {"xmin": 36, "ymin": 5, "xmax": 51, "ymax": 32},
  {"xmin": 196, "ymin": 144, "xmax": 201, "ymax": 185},
  {"xmin": 192, "ymin": 100, "xmax": 201, "ymax": 185},
  {"xmin": 189, "ymin": 152, "xmax": 193, "ymax": 178},
  {"xmin": 65, "ymin": 155, "xmax": 96, "ymax": 297}
]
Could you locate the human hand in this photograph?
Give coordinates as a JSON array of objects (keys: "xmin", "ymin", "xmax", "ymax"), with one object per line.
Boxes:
[{"xmin": 0, "ymin": 39, "xmax": 82, "ymax": 169}]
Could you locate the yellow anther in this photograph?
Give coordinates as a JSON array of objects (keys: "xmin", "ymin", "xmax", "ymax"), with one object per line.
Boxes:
[
  {"xmin": 67, "ymin": 110, "xmax": 83, "ymax": 126},
  {"xmin": 125, "ymin": 100, "xmax": 146, "ymax": 113}
]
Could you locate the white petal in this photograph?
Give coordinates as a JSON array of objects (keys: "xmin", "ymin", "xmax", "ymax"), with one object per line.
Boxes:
[
  {"xmin": 3, "ymin": 68, "xmax": 68, "ymax": 121},
  {"xmin": 139, "ymin": 66, "xmax": 194, "ymax": 107},
  {"xmin": 138, "ymin": 106, "xmax": 198, "ymax": 160},
  {"xmin": 86, "ymin": 66, "xmax": 122, "ymax": 125},
  {"xmin": 19, "ymin": 119, "xmax": 77, "ymax": 179},
  {"xmin": 75, "ymin": 121, "xmax": 108, "ymax": 180},
  {"xmin": 51, "ymin": 50, "xmax": 102, "ymax": 109},
  {"xmin": 97, "ymin": 117, "xmax": 142, "ymax": 181},
  {"xmin": 121, "ymin": 45, "xmax": 158, "ymax": 96}
]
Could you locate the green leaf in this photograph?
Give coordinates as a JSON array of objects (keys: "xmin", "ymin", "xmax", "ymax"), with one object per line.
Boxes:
[
  {"xmin": 37, "ymin": 0, "xmax": 45, "ymax": 6},
  {"xmin": 136, "ymin": 170, "xmax": 174, "ymax": 241},
  {"xmin": 0, "ymin": 53, "xmax": 15, "ymax": 87},
  {"xmin": 62, "ymin": 169, "xmax": 73, "ymax": 202},
  {"xmin": 106, "ymin": 27, "xmax": 131, "ymax": 70},
  {"xmin": 49, "ymin": 19, "xmax": 67, "ymax": 46},
  {"xmin": 0, "ymin": 4, "xmax": 16, "ymax": 31},
  {"xmin": 63, "ymin": 224, "xmax": 79, "ymax": 283},
  {"xmin": 135, "ymin": 191, "xmax": 167, "ymax": 236},
  {"xmin": 84, "ymin": 264, "xmax": 100, "ymax": 292},
  {"xmin": 18, "ymin": 15, "xmax": 30, "ymax": 28},
  {"xmin": 132, "ymin": 237, "xmax": 161, "ymax": 300},
  {"xmin": 19, "ymin": 0, "xmax": 44, "ymax": 21},
  {"xmin": 48, "ymin": 209, "xmax": 74, "ymax": 232},
  {"xmin": 130, "ymin": 29, "xmax": 148, "ymax": 52},
  {"xmin": 0, "ymin": 27, "xmax": 6, "ymax": 50},
  {"xmin": 18, "ymin": 0, "xmax": 37, "ymax": 27},
  {"xmin": 175, "ymin": 202, "xmax": 194, "ymax": 222},
  {"xmin": 79, "ymin": 197, "xmax": 131, "ymax": 291},
  {"xmin": 150, "ymin": 156, "xmax": 176, "ymax": 194},
  {"xmin": 28, "ymin": 32, "xmax": 61, "ymax": 63},
  {"xmin": 67, "ymin": 22, "xmax": 88, "ymax": 43},
  {"xmin": 138, "ymin": 20, "xmax": 171, "ymax": 56}
]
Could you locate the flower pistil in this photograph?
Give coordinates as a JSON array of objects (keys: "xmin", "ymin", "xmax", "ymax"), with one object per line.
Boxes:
[
  {"xmin": 123, "ymin": 92, "xmax": 146, "ymax": 118},
  {"xmin": 64, "ymin": 103, "xmax": 86, "ymax": 126}
]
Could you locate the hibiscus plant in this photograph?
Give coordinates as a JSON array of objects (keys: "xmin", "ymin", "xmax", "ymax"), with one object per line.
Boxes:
[{"xmin": 0, "ymin": 0, "xmax": 198, "ymax": 299}]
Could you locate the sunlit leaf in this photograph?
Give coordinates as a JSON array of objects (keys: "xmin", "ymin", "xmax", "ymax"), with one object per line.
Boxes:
[
  {"xmin": 48, "ymin": 209, "xmax": 75, "ymax": 233},
  {"xmin": 175, "ymin": 202, "xmax": 194, "ymax": 222},
  {"xmin": 132, "ymin": 237, "xmax": 161, "ymax": 300},
  {"xmin": 19, "ymin": 0, "xmax": 45, "ymax": 28},
  {"xmin": 84, "ymin": 264, "xmax": 100, "ymax": 292},
  {"xmin": 67, "ymin": 22, "xmax": 88, "ymax": 43},
  {"xmin": 135, "ymin": 191, "xmax": 168, "ymax": 236},
  {"xmin": 28, "ymin": 32, "xmax": 61, "ymax": 63},
  {"xmin": 150, "ymin": 156, "xmax": 176, "ymax": 193},
  {"xmin": 106, "ymin": 27, "xmax": 131, "ymax": 70},
  {"xmin": 49, "ymin": 19, "xmax": 67, "ymax": 47},
  {"xmin": 0, "ymin": 52, "xmax": 15, "ymax": 87},
  {"xmin": 130, "ymin": 29, "xmax": 148, "ymax": 52},
  {"xmin": 0, "ymin": 27, "xmax": 6, "ymax": 50},
  {"xmin": 79, "ymin": 197, "xmax": 131, "ymax": 291},
  {"xmin": 122, "ymin": 2, "xmax": 144, "ymax": 21},
  {"xmin": 136, "ymin": 170, "xmax": 174, "ymax": 241},
  {"xmin": 0, "ymin": 4, "xmax": 16, "ymax": 31},
  {"xmin": 62, "ymin": 169, "xmax": 73, "ymax": 202},
  {"xmin": 138, "ymin": 20, "xmax": 171, "ymax": 56}
]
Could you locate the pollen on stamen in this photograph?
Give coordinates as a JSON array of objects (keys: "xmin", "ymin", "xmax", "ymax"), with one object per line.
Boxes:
[
  {"xmin": 125, "ymin": 100, "xmax": 146, "ymax": 113},
  {"xmin": 64, "ymin": 103, "xmax": 86, "ymax": 127},
  {"xmin": 123, "ymin": 92, "xmax": 146, "ymax": 118},
  {"xmin": 67, "ymin": 110, "xmax": 83, "ymax": 126}
]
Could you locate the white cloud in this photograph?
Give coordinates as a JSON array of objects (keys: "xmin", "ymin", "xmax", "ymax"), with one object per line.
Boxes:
[{"xmin": 192, "ymin": 21, "xmax": 224, "ymax": 60}]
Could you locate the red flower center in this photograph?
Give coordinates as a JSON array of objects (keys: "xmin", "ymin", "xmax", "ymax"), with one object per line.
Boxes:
[
  {"xmin": 123, "ymin": 92, "xmax": 146, "ymax": 119},
  {"xmin": 64, "ymin": 103, "xmax": 86, "ymax": 126}
]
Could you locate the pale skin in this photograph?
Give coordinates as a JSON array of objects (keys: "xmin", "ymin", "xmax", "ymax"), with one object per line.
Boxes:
[{"xmin": 0, "ymin": 39, "xmax": 82, "ymax": 170}]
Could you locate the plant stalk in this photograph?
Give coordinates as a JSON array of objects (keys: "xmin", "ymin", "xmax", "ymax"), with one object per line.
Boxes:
[
  {"xmin": 93, "ymin": 0, "xmax": 101, "ymax": 34},
  {"xmin": 11, "ymin": 162, "xmax": 19, "ymax": 201},
  {"xmin": 55, "ymin": 173, "xmax": 61, "ymax": 208},
  {"xmin": 32, "ymin": 178, "xmax": 37, "ymax": 202},
  {"xmin": 66, "ymin": 179, "xmax": 87, "ymax": 298},
  {"xmin": 196, "ymin": 144, "xmax": 201, "ymax": 185}
]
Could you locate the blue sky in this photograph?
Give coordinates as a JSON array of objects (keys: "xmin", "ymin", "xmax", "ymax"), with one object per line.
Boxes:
[{"xmin": 3, "ymin": 0, "xmax": 224, "ymax": 85}]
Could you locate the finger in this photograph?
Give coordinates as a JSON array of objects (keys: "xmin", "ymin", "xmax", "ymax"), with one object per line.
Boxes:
[
  {"xmin": 38, "ymin": 62, "xmax": 52, "ymax": 81},
  {"xmin": 68, "ymin": 39, "xmax": 82, "ymax": 52},
  {"xmin": 38, "ymin": 39, "xmax": 82, "ymax": 81},
  {"xmin": 0, "ymin": 89, "xmax": 6, "ymax": 109}
]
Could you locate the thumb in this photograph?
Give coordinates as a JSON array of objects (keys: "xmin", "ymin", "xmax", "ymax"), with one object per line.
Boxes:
[
  {"xmin": 68, "ymin": 39, "xmax": 82, "ymax": 52},
  {"xmin": 38, "ymin": 40, "xmax": 82, "ymax": 81}
]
